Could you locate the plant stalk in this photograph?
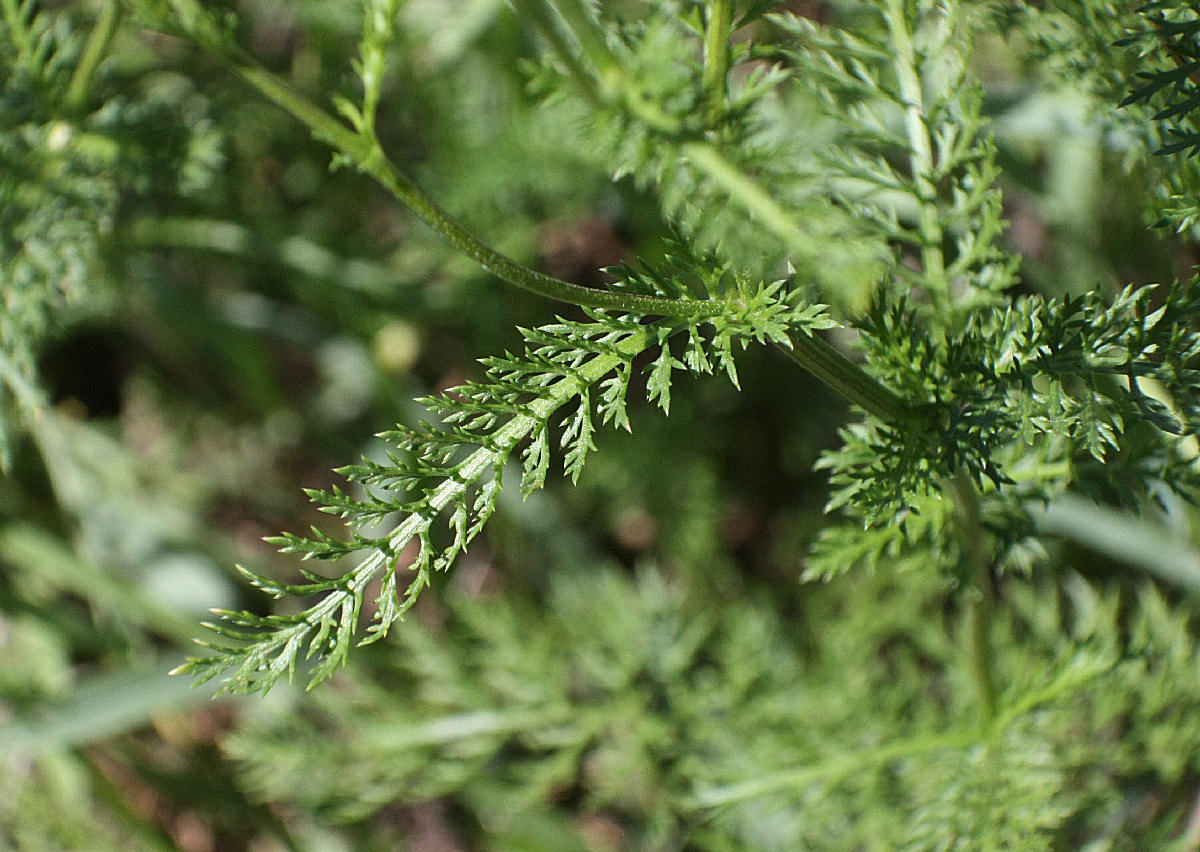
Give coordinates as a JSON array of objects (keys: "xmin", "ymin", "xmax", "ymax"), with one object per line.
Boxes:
[
  {"xmin": 547, "ymin": 0, "xmax": 619, "ymax": 85},
  {"xmin": 228, "ymin": 69, "xmax": 716, "ymax": 319},
  {"xmin": 522, "ymin": 1, "xmax": 817, "ymax": 257},
  {"xmin": 950, "ymin": 470, "xmax": 998, "ymax": 724},
  {"xmin": 694, "ymin": 647, "xmax": 1112, "ymax": 808},
  {"xmin": 780, "ymin": 332, "xmax": 910, "ymax": 424},
  {"xmin": 66, "ymin": 0, "xmax": 122, "ymax": 112},
  {"xmin": 702, "ymin": 0, "xmax": 734, "ymax": 124},
  {"xmin": 883, "ymin": 0, "xmax": 949, "ymax": 297}
]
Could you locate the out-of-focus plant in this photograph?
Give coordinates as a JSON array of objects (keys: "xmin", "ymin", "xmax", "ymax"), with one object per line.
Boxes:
[{"xmin": 9, "ymin": 0, "xmax": 1200, "ymax": 848}]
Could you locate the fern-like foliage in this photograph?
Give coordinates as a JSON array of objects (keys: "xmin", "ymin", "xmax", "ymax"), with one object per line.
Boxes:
[
  {"xmin": 1119, "ymin": 2, "xmax": 1200, "ymax": 157},
  {"xmin": 835, "ymin": 279, "xmax": 1200, "ymax": 516},
  {"xmin": 773, "ymin": 2, "xmax": 1018, "ymax": 318},
  {"xmin": 784, "ymin": 2, "xmax": 1200, "ymax": 580},
  {"xmin": 523, "ymin": 0, "xmax": 888, "ymax": 304},
  {"xmin": 152, "ymin": 0, "xmax": 1200, "ymax": 687},
  {"xmin": 137, "ymin": 0, "xmax": 1200, "ymax": 715},
  {"xmin": 769, "ymin": 0, "xmax": 1016, "ymax": 575},
  {"xmin": 1022, "ymin": 1, "xmax": 1200, "ymax": 233},
  {"xmin": 177, "ymin": 258, "xmax": 836, "ymax": 693},
  {"xmin": 1114, "ymin": 1, "xmax": 1200, "ymax": 237},
  {"xmin": 223, "ymin": 558, "xmax": 1200, "ymax": 850}
]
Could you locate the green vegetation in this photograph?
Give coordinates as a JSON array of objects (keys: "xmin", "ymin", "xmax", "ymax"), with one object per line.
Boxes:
[{"xmin": 7, "ymin": 0, "xmax": 1200, "ymax": 848}]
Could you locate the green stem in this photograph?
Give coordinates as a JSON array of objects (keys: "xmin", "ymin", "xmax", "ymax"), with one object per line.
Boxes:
[
  {"xmin": 702, "ymin": 0, "xmax": 734, "ymax": 124},
  {"xmin": 229, "ymin": 66, "xmax": 715, "ymax": 319},
  {"xmin": 1031, "ymin": 495, "xmax": 1200, "ymax": 595},
  {"xmin": 511, "ymin": 0, "xmax": 910, "ymax": 423},
  {"xmin": 779, "ymin": 332, "xmax": 910, "ymax": 424},
  {"xmin": 950, "ymin": 469, "xmax": 998, "ymax": 724},
  {"xmin": 124, "ymin": 0, "xmax": 705, "ymax": 316},
  {"xmin": 521, "ymin": 4, "xmax": 886, "ymax": 320},
  {"xmin": 355, "ymin": 0, "xmax": 402, "ymax": 132},
  {"xmin": 66, "ymin": 0, "xmax": 122, "ymax": 112},
  {"xmin": 884, "ymin": 0, "xmax": 949, "ymax": 297},
  {"xmin": 180, "ymin": 325, "xmax": 658, "ymax": 690},
  {"xmin": 523, "ymin": 0, "xmax": 853, "ymax": 294}
]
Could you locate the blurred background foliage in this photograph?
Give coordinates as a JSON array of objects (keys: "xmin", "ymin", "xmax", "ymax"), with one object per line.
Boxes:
[{"xmin": 6, "ymin": 0, "xmax": 1200, "ymax": 849}]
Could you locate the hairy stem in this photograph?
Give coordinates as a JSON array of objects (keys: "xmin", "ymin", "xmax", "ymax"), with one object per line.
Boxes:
[{"xmin": 66, "ymin": 0, "xmax": 122, "ymax": 111}]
